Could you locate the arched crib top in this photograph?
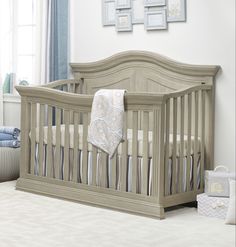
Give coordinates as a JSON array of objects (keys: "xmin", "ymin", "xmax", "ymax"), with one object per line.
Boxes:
[{"xmin": 70, "ymin": 50, "xmax": 220, "ymax": 94}]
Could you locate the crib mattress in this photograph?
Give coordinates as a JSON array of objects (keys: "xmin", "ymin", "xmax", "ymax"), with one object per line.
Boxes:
[{"xmin": 32, "ymin": 125, "xmax": 201, "ymax": 157}]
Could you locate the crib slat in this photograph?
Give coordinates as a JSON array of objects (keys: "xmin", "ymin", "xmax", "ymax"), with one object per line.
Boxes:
[
  {"xmin": 69, "ymin": 111, "xmax": 74, "ymax": 124},
  {"xmin": 55, "ymin": 108, "xmax": 61, "ymax": 179},
  {"xmin": 172, "ymin": 98, "xmax": 177, "ymax": 194},
  {"xmin": 82, "ymin": 113, "xmax": 88, "ymax": 184},
  {"xmin": 71, "ymin": 83, "xmax": 76, "ymax": 93},
  {"xmin": 46, "ymin": 106, "xmax": 53, "ymax": 178},
  {"xmin": 100, "ymin": 152, "xmax": 108, "ymax": 188},
  {"xmin": 110, "ymin": 155, "xmax": 117, "ymax": 189},
  {"xmin": 165, "ymin": 99, "xmax": 170, "ymax": 195},
  {"xmin": 30, "ymin": 103, "xmax": 36, "ymax": 175},
  {"xmin": 75, "ymin": 81, "xmax": 81, "ymax": 94},
  {"xmin": 200, "ymin": 90, "xmax": 206, "ymax": 190},
  {"xmin": 73, "ymin": 112, "xmax": 79, "ymax": 183},
  {"xmin": 64, "ymin": 110, "xmax": 70, "ymax": 181},
  {"xmin": 179, "ymin": 96, "xmax": 184, "ymax": 193},
  {"xmin": 194, "ymin": 91, "xmax": 199, "ymax": 191},
  {"xmin": 121, "ymin": 112, "xmax": 128, "ymax": 192},
  {"xmin": 156, "ymin": 105, "xmax": 165, "ymax": 200},
  {"xmin": 67, "ymin": 84, "xmax": 70, "ymax": 92},
  {"xmin": 66, "ymin": 84, "xmax": 74, "ymax": 123},
  {"xmin": 141, "ymin": 111, "xmax": 149, "ymax": 195},
  {"xmin": 38, "ymin": 104, "xmax": 45, "ymax": 176},
  {"xmin": 186, "ymin": 93, "xmax": 192, "ymax": 191},
  {"xmin": 92, "ymin": 146, "xmax": 97, "ymax": 186},
  {"xmin": 132, "ymin": 111, "xmax": 138, "ymax": 193}
]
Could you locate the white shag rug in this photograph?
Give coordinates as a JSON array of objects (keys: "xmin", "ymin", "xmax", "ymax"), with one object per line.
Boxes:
[{"xmin": 0, "ymin": 181, "xmax": 235, "ymax": 247}]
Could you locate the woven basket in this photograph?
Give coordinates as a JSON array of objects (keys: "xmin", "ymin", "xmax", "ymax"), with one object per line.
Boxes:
[{"xmin": 0, "ymin": 147, "xmax": 20, "ymax": 182}]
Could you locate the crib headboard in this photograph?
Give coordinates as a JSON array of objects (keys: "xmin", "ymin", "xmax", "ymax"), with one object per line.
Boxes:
[{"xmin": 70, "ymin": 51, "xmax": 220, "ymax": 94}]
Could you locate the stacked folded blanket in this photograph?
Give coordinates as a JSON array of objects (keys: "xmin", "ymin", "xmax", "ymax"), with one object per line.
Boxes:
[{"xmin": 0, "ymin": 127, "xmax": 20, "ymax": 148}]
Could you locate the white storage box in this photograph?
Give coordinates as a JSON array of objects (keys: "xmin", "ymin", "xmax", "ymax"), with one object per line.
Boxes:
[
  {"xmin": 197, "ymin": 193, "xmax": 229, "ymax": 219},
  {"xmin": 205, "ymin": 166, "xmax": 236, "ymax": 197}
]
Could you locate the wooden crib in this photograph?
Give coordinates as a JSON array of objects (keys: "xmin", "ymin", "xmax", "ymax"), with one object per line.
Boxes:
[{"xmin": 16, "ymin": 51, "xmax": 220, "ymax": 218}]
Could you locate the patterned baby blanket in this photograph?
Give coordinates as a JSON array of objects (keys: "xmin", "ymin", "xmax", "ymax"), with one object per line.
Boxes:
[{"xmin": 87, "ymin": 89, "xmax": 125, "ymax": 157}]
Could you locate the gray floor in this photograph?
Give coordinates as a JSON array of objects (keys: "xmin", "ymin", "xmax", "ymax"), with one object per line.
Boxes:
[{"xmin": 0, "ymin": 181, "xmax": 235, "ymax": 247}]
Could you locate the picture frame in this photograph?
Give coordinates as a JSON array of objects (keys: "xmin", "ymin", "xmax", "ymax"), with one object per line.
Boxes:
[
  {"xmin": 132, "ymin": 0, "xmax": 144, "ymax": 24},
  {"xmin": 102, "ymin": 0, "xmax": 116, "ymax": 26},
  {"xmin": 116, "ymin": 11, "xmax": 132, "ymax": 31},
  {"xmin": 167, "ymin": 0, "xmax": 186, "ymax": 22},
  {"xmin": 144, "ymin": 0, "xmax": 166, "ymax": 7},
  {"xmin": 101, "ymin": 0, "xmax": 187, "ymax": 30},
  {"xmin": 116, "ymin": 0, "xmax": 131, "ymax": 9},
  {"xmin": 144, "ymin": 8, "xmax": 167, "ymax": 30}
]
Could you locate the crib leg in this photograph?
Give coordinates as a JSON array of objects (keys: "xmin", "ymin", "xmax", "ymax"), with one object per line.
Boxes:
[{"xmin": 158, "ymin": 206, "xmax": 165, "ymax": 219}]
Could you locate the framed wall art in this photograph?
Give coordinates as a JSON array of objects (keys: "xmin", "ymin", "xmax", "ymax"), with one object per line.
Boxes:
[
  {"xmin": 102, "ymin": 0, "xmax": 116, "ymax": 26},
  {"xmin": 132, "ymin": 0, "xmax": 144, "ymax": 24},
  {"xmin": 102, "ymin": 0, "xmax": 186, "ymax": 31},
  {"xmin": 167, "ymin": 0, "xmax": 186, "ymax": 22},
  {"xmin": 116, "ymin": 11, "xmax": 132, "ymax": 31},
  {"xmin": 144, "ymin": 8, "xmax": 167, "ymax": 30}
]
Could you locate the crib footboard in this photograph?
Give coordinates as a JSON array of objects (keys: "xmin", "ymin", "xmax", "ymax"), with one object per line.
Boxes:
[{"xmin": 16, "ymin": 83, "xmax": 166, "ymax": 218}]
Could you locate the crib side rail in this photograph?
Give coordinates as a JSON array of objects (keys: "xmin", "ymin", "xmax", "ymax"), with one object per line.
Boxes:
[
  {"xmin": 16, "ymin": 85, "xmax": 164, "ymax": 185},
  {"xmin": 16, "ymin": 86, "xmax": 164, "ymax": 107},
  {"xmin": 163, "ymin": 84, "xmax": 211, "ymax": 100},
  {"xmin": 41, "ymin": 79, "xmax": 82, "ymax": 94},
  {"xmin": 160, "ymin": 83, "xmax": 212, "ymax": 205}
]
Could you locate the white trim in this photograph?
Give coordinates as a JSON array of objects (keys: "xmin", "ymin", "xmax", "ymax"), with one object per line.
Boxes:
[
  {"xmin": 0, "ymin": 81, "xmax": 3, "ymax": 125},
  {"xmin": 12, "ymin": 0, "xmax": 18, "ymax": 86},
  {"xmin": 0, "ymin": 0, "xmax": 38, "ymax": 87},
  {"xmin": 3, "ymin": 94, "xmax": 21, "ymax": 103},
  {"xmin": 0, "ymin": 90, "xmax": 21, "ymax": 126},
  {"xmin": 35, "ymin": 0, "xmax": 44, "ymax": 84}
]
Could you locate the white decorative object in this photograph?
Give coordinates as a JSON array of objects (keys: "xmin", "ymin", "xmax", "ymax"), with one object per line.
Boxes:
[
  {"xmin": 116, "ymin": 11, "xmax": 132, "ymax": 31},
  {"xmin": 197, "ymin": 193, "xmax": 229, "ymax": 219},
  {"xmin": 102, "ymin": 0, "xmax": 116, "ymax": 26},
  {"xmin": 225, "ymin": 180, "xmax": 236, "ymax": 224},
  {"xmin": 205, "ymin": 166, "xmax": 236, "ymax": 197},
  {"xmin": 167, "ymin": 0, "xmax": 186, "ymax": 22},
  {"xmin": 116, "ymin": 0, "xmax": 131, "ymax": 9},
  {"xmin": 144, "ymin": 8, "xmax": 167, "ymax": 30},
  {"xmin": 144, "ymin": 0, "xmax": 166, "ymax": 7}
]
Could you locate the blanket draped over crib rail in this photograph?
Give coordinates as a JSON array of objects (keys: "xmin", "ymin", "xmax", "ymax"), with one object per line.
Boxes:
[{"xmin": 88, "ymin": 89, "xmax": 125, "ymax": 157}]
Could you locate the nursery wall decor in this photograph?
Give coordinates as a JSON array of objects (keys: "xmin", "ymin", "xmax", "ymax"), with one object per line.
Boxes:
[{"xmin": 102, "ymin": 0, "xmax": 186, "ymax": 31}]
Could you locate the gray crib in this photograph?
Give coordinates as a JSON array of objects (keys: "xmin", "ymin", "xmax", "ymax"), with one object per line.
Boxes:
[{"xmin": 16, "ymin": 51, "xmax": 220, "ymax": 218}]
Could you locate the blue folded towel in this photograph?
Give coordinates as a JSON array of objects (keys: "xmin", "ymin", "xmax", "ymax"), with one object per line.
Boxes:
[
  {"xmin": 0, "ymin": 132, "xmax": 16, "ymax": 141},
  {"xmin": 0, "ymin": 140, "xmax": 20, "ymax": 148},
  {"xmin": 0, "ymin": 127, "xmax": 20, "ymax": 138}
]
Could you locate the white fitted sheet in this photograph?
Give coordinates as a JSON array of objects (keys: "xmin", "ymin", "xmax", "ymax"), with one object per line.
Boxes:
[{"xmin": 32, "ymin": 125, "xmax": 201, "ymax": 157}]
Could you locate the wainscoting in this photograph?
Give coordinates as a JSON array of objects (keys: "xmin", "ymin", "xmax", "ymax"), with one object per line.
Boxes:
[{"xmin": 0, "ymin": 94, "xmax": 21, "ymax": 127}]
